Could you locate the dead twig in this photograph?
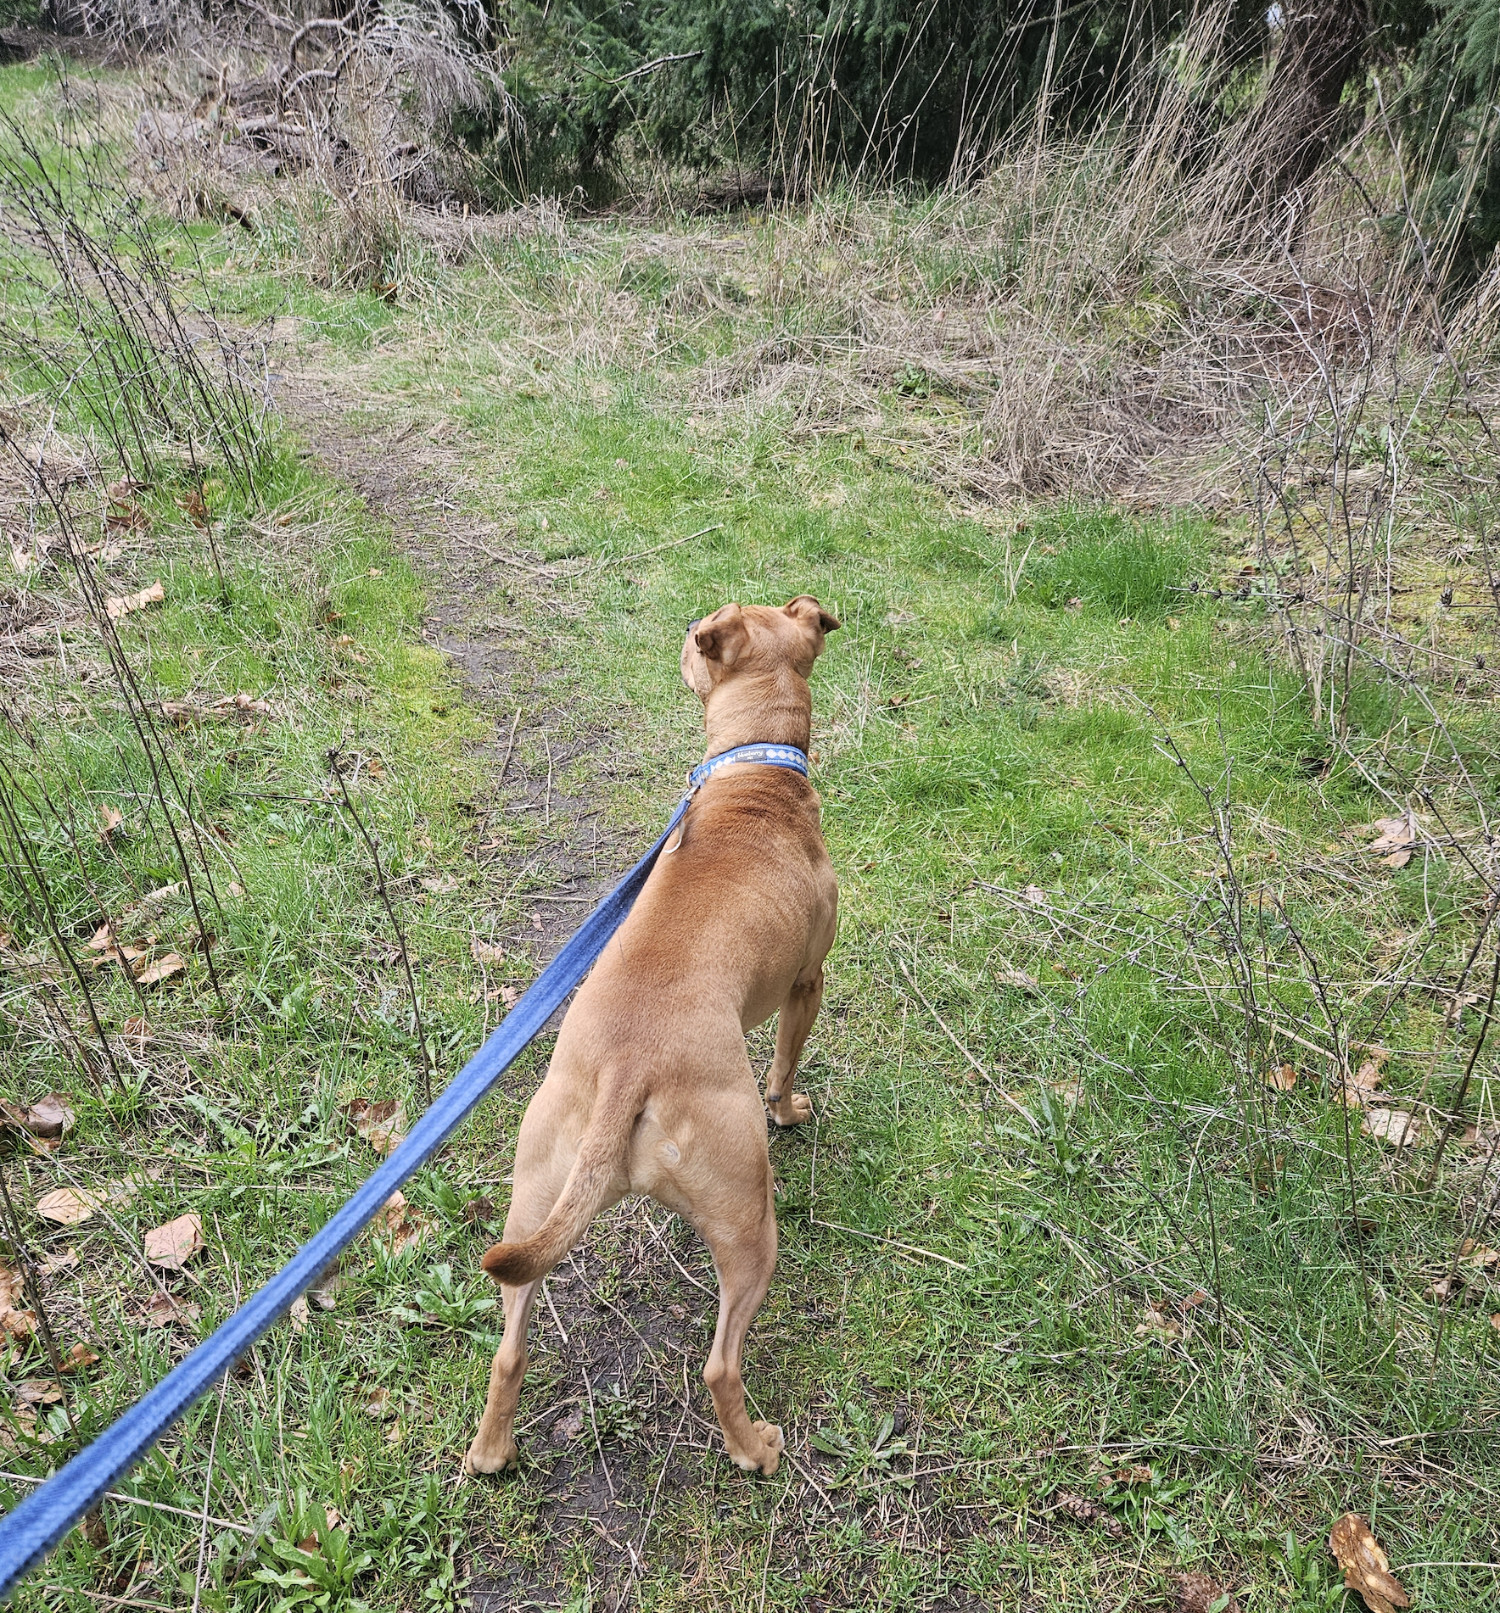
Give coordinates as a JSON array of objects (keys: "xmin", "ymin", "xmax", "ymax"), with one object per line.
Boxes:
[{"xmin": 329, "ymin": 744, "xmax": 433, "ymax": 1104}]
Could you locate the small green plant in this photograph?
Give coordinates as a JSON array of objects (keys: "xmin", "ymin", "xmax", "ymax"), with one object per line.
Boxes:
[
  {"xmin": 809, "ymin": 1403, "xmax": 912, "ymax": 1491},
  {"xmin": 371, "ymin": 1478, "xmax": 469, "ymax": 1613},
  {"xmin": 249, "ymin": 1496, "xmax": 374, "ymax": 1613},
  {"xmin": 394, "ymin": 1263, "xmax": 497, "ymax": 1334},
  {"xmin": 1098, "ymin": 1469, "xmax": 1196, "ymax": 1552},
  {"xmin": 591, "ymin": 1382, "xmax": 647, "ymax": 1447},
  {"xmin": 1000, "ymin": 1086, "xmax": 1092, "ymax": 1182},
  {"xmin": 1275, "ymin": 1529, "xmax": 1346, "ymax": 1610}
]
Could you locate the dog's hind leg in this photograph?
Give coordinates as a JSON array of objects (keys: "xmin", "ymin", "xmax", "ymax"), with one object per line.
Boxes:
[
  {"xmin": 463, "ymin": 1273, "xmax": 540, "ymax": 1475},
  {"xmin": 699, "ymin": 1159, "xmax": 783, "ymax": 1475},
  {"xmin": 764, "ymin": 964, "xmax": 823, "ymax": 1126},
  {"xmin": 463, "ymin": 1128, "xmax": 571, "ymax": 1475}
]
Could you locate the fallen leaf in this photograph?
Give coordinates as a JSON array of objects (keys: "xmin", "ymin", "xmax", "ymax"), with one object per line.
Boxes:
[
  {"xmin": 1174, "ymin": 1571, "xmax": 1242, "ymax": 1613},
  {"xmin": 0, "ymin": 1266, "xmax": 37, "ymax": 1341},
  {"xmin": 551, "ymin": 1405, "xmax": 585, "ymax": 1444},
  {"xmin": 371, "ymin": 1191, "xmax": 428, "ymax": 1257},
  {"xmin": 36, "ymin": 1188, "xmax": 105, "ymax": 1227},
  {"xmin": 0, "ymin": 1093, "xmax": 75, "ymax": 1139},
  {"xmin": 90, "ymin": 936, "xmax": 150, "ymax": 972},
  {"xmin": 470, "ymin": 938, "xmax": 506, "ymax": 969},
  {"xmin": 288, "ymin": 1295, "xmax": 310, "ymax": 1334},
  {"xmin": 345, "ymin": 1098, "xmax": 406, "ymax": 1156},
  {"xmin": 15, "ymin": 1379, "xmax": 61, "ymax": 1406},
  {"xmin": 1339, "ymin": 1055, "xmax": 1387, "ymax": 1107},
  {"xmin": 1111, "ymin": 1464, "xmax": 1154, "ymax": 1487},
  {"xmin": 121, "ymin": 1017, "xmax": 153, "ymax": 1044},
  {"xmin": 97, "ymin": 806, "xmax": 125, "ymax": 843},
  {"xmin": 132, "ymin": 1291, "xmax": 200, "ymax": 1330},
  {"xmin": 1021, "ymin": 884, "xmax": 1049, "ymax": 906},
  {"xmin": 309, "ymin": 1265, "xmax": 346, "ymax": 1310},
  {"xmin": 421, "ymin": 873, "xmax": 459, "ymax": 895},
  {"xmin": 1424, "ymin": 1273, "xmax": 1461, "ymax": 1304},
  {"xmin": 1458, "ymin": 1239, "xmax": 1499, "ymax": 1270},
  {"xmin": 143, "ymin": 1212, "xmax": 204, "ymax": 1269},
  {"xmin": 180, "ymin": 489, "xmax": 209, "ymax": 528},
  {"xmin": 0, "ymin": 1403, "xmax": 56, "ymax": 1448},
  {"xmin": 135, "ymin": 953, "xmax": 186, "ymax": 987},
  {"xmin": 106, "ymin": 504, "xmax": 148, "ymax": 535},
  {"xmin": 1328, "ymin": 1514, "xmax": 1409, "ymax": 1613},
  {"xmin": 1367, "ymin": 815, "xmax": 1418, "ymax": 869},
  {"xmin": 38, "ymin": 1249, "xmax": 78, "ymax": 1277},
  {"xmin": 995, "ymin": 965, "xmax": 1040, "ymax": 992},
  {"xmin": 1135, "ymin": 1302, "xmax": 1184, "ymax": 1340},
  {"xmin": 57, "ymin": 1342, "xmax": 98, "ymax": 1372},
  {"xmin": 1361, "ymin": 1107, "xmax": 1424, "ymax": 1146},
  {"xmin": 159, "ymin": 693, "xmax": 272, "ymax": 724},
  {"xmin": 1265, "ymin": 1063, "xmax": 1298, "ymax": 1092},
  {"xmin": 106, "ymin": 477, "xmax": 148, "ymax": 504},
  {"xmin": 362, "ymin": 1386, "xmax": 394, "ymax": 1420},
  {"xmin": 105, "ymin": 581, "xmax": 165, "ymax": 621},
  {"xmin": 461, "ymin": 1196, "xmax": 495, "ymax": 1226},
  {"xmin": 1352, "ymin": 1042, "xmax": 1391, "ymax": 1068},
  {"xmin": 1049, "ymin": 1078, "xmax": 1081, "ymax": 1109},
  {"xmin": 499, "ymin": 984, "xmax": 521, "ymax": 1009},
  {"xmin": 385, "ymin": 1419, "xmax": 402, "ymax": 1445}
]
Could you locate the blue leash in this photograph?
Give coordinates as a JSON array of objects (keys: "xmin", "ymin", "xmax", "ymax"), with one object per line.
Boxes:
[{"xmin": 0, "ymin": 743, "xmax": 808, "ymax": 1597}]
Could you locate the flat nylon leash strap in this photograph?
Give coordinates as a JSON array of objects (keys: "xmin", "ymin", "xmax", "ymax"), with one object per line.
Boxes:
[{"xmin": 0, "ymin": 744, "xmax": 808, "ymax": 1597}]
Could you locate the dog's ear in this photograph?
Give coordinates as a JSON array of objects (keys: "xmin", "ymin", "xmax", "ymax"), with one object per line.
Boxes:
[
  {"xmin": 695, "ymin": 604, "xmax": 749, "ymax": 667},
  {"xmin": 784, "ymin": 595, "xmax": 840, "ymax": 647}
]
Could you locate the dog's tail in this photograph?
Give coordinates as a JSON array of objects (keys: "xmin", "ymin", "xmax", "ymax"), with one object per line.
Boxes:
[{"xmin": 480, "ymin": 1085, "xmax": 638, "ymax": 1286}]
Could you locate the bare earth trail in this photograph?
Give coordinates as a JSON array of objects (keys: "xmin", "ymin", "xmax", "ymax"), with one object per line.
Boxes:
[{"xmin": 272, "ymin": 358, "xmax": 870, "ymax": 1612}]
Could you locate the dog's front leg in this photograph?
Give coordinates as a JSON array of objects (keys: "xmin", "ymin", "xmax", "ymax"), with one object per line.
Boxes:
[
  {"xmin": 764, "ymin": 965, "xmax": 823, "ymax": 1126},
  {"xmin": 463, "ymin": 1277, "xmax": 539, "ymax": 1475}
]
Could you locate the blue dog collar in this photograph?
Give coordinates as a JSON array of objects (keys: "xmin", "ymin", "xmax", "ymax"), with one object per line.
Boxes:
[{"xmin": 688, "ymin": 743, "xmax": 810, "ymax": 791}]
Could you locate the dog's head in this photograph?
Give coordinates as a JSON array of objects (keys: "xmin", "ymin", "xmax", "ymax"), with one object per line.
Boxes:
[{"xmin": 680, "ymin": 596, "xmax": 840, "ymax": 700}]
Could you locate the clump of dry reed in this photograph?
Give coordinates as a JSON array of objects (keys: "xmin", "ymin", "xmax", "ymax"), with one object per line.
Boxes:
[
  {"xmin": 128, "ymin": 0, "xmax": 517, "ymax": 291},
  {"xmin": 677, "ymin": 0, "xmax": 1492, "ymax": 514}
]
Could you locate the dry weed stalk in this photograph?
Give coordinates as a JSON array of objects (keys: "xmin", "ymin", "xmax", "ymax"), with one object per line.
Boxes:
[
  {"xmin": 0, "ymin": 101, "xmax": 269, "ymax": 495},
  {"xmin": 129, "ymin": 0, "xmax": 518, "ymax": 291}
]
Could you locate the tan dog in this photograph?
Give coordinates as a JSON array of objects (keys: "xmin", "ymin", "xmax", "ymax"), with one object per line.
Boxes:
[{"xmin": 463, "ymin": 596, "xmax": 840, "ymax": 1479}]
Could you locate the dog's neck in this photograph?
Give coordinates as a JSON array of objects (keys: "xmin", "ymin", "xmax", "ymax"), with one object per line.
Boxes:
[{"xmin": 701, "ymin": 669, "xmax": 812, "ymax": 758}]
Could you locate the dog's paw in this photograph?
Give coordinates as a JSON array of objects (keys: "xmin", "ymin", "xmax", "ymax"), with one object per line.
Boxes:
[
  {"xmin": 767, "ymin": 1092, "xmax": 813, "ymax": 1127},
  {"xmin": 730, "ymin": 1420, "xmax": 784, "ymax": 1475},
  {"xmin": 462, "ymin": 1434, "xmax": 518, "ymax": 1476},
  {"xmin": 751, "ymin": 1420, "xmax": 784, "ymax": 1474}
]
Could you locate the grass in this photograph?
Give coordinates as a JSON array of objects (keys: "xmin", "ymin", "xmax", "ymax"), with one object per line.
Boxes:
[{"xmin": 3, "ymin": 56, "xmax": 1500, "ymax": 1613}]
